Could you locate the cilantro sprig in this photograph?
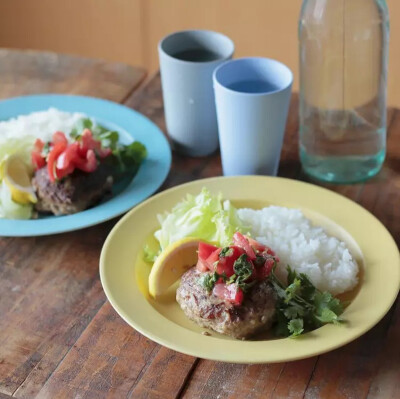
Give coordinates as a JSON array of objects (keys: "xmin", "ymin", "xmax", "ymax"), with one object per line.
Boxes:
[
  {"xmin": 200, "ymin": 272, "xmax": 227, "ymax": 292},
  {"xmin": 219, "ymin": 247, "xmax": 233, "ymax": 258},
  {"xmin": 233, "ymin": 254, "xmax": 256, "ymax": 292},
  {"xmin": 269, "ymin": 265, "xmax": 345, "ymax": 338}
]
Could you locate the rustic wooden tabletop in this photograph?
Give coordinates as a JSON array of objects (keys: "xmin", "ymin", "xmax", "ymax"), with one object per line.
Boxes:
[{"xmin": 0, "ymin": 49, "xmax": 399, "ymax": 399}]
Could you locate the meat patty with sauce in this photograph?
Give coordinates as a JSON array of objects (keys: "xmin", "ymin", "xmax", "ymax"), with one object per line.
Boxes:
[
  {"xmin": 176, "ymin": 267, "xmax": 277, "ymax": 339},
  {"xmin": 32, "ymin": 165, "xmax": 113, "ymax": 215}
]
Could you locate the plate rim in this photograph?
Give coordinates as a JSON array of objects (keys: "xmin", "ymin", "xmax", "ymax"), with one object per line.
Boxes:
[
  {"xmin": 0, "ymin": 94, "xmax": 172, "ymax": 236},
  {"xmin": 100, "ymin": 175, "xmax": 400, "ymax": 363}
]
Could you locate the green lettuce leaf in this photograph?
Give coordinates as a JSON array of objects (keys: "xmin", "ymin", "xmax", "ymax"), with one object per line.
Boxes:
[
  {"xmin": 152, "ymin": 188, "xmax": 248, "ymax": 257},
  {"xmin": 0, "ymin": 181, "xmax": 32, "ymax": 219},
  {"xmin": 0, "ymin": 136, "xmax": 35, "ymax": 166},
  {"xmin": 143, "ymin": 245, "xmax": 160, "ymax": 263}
]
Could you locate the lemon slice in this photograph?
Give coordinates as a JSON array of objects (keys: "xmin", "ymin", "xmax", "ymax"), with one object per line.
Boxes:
[
  {"xmin": 0, "ymin": 155, "xmax": 37, "ymax": 205},
  {"xmin": 148, "ymin": 237, "xmax": 202, "ymax": 298}
]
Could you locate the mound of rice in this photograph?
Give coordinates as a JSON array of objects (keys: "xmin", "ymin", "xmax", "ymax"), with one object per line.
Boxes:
[
  {"xmin": 0, "ymin": 108, "xmax": 85, "ymax": 144},
  {"xmin": 238, "ymin": 206, "xmax": 359, "ymax": 295}
]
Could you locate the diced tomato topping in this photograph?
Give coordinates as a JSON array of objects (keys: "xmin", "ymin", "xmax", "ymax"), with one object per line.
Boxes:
[
  {"xmin": 78, "ymin": 129, "xmax": 99, "ymax": 157},
  {"xmin": 198, "ymin": 242, "xmax": 219, "ymax": 262},
  {"xmin": 233, "ymin": 232, "xmax": 256, "ymax": 260},
  {"xmin": 264, "ymin": 258, "xmax": 275, "ymax": 275},
  {"xmin": 33, "ymin": 138, "xmax": 44, "ymax": 153},
  {"xmin": 215, "ymin": 246, "xmax": 245, "ymax": 277},
  {"xmin": 55, "ymin": 142, "xmax": 98, "ymax": 177},
  {"xmin": 31, "ymin": 139, "xmax": 46, "ymax": 169},
  {"xmin": 47, "ymin": 141, "xmax": 68, "ymax": 182},
  {"xmin": 56, "ymin": 142, "xmax": 79, "ymax": 171},
  {"xmin": 256, "ymin": 258, "xmax": 275, "ymax": 280},
  {"xmin": 213, "ymin": 283, "xmax": 244, "ymax": 306},
  {"xmin": 32, "ymin": 152, "xmax": 46, "ymax": 169},
  {"xmin": 198, "ymin": 234, "xmax": 280, "ymax": 306},
  {"xmin": 52, "ymin": 131, "xmax": 68, "ymax": 146},
  {"xmin": 196, "ymin": 258, "xmax": 209, "ymax": 273},
  {"xmin": 74, "ymin": 149, "xmax": 97, "ymax": 173},
  {"xmin": 55, "ymin": 142, "xmax": 79, "ymax": 179},
  {"xmin": 263, "ymin": 247, "xmax": 276, "ymax": 257},
  {"xmin": 79, "ymin": 129, "xmax": 111, "ymax": 158},
  {"xmin": 206, "ymin": 248, "xmax": 222, "ymax": 270},
  {"xmin": 246, "ymin": 236, "xmax": 266, "ymax": 252},
  {"xmin": 31, "ymin": 129, "xmax": 112, "ymax": 181}
]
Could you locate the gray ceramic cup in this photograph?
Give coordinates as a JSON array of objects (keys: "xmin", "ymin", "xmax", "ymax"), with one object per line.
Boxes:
[{"xmin": 158, "ymin": 30, "xmax": 234, "ymax": 156}]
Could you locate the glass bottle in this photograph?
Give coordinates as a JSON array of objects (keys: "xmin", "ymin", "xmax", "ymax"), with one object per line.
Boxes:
[{"xmin": 299, "ymin": 0, "xmax": 389, "ymax": 183}]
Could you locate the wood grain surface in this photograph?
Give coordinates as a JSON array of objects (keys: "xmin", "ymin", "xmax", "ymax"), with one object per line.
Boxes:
[
  {"xmin": 0, "ymin": 48, "xmax": 145, "ymax": 101},
  {"xmin": 0, "ymin": 51, "xmax": 399, "ymax": 399}
]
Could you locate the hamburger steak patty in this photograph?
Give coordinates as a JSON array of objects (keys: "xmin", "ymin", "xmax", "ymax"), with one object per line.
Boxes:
[
  {"xmin": 32, "ymin": 165, "xmax": 113, "ymax": 215},
  {"xmin": 176, "ymin": 267, "xmax": 277, "ymax": 339}
]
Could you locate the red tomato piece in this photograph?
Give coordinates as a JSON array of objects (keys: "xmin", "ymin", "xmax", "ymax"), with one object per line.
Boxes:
[
  {"xmin": 31, "ymin": 139, "xmax": 46, "ymax": 169},
  {"xmin": 233, "ymin": 232, "xmax": 256, "ymax": 260},
  {"xmin": 31, "ymin": 151, "xmax": 46, "ymax": 170},
  {"xmin": 52, "ymin": 131, "xmax": 68, "ymax": 146},
  {"xmin": 56, "ymin": 142, "xmax": 79, "ymax": 171},
  {"xmin": 78, "ymin": 129, "xmax": 102, "ymax": 157},
  {"xmin": 55, "ymin": 142, "xmax": 81, "ymax": 179},
  {"xmin": 228, "ymin": 284, "xmax": 244, "ymax": 305},
  {"xmin": 74, "ymin": 149, "xmax": 97, "ymax": 173},
  {"xmin": 33, "ymin": 138, "xmax": 44, "ymax": 153},
  {"xmin": 196, "ymin": 258, "xmax": 209, "ymax": 273},
  {"xmin": 216, "ymin": 246, "xmax": 245, "ymax": 277},
  {"xmin": 263, "ymin": 247, "xmax": 276, "ymax": 257},
  {"xmin": 47, "ymin": 141, "xmax": 67, "ymax": 182},
  {"xmin": 264, "ymin": 258, "xmax": 275, "ymax": 275},
  {"xmin": 198, "ymin": 242, "xmax": 219, "ymax": 262},
  {"xmin": 246, "ymin": 236, "xmax": 266, "ymax": 253},
  {"xmin": 212, "ymin": 283, "xmax": 244, "ymax": 306},
  {"xmin": 55, "ymin": 163, "xmax": 75, "ymax": 180},
  {"xmin": 256, "ymin": 258, "xmax": 275, "ymax": 280},
  {"xmin": 206, "ymin": 248, "xmax": 222, "ymax": 270}
]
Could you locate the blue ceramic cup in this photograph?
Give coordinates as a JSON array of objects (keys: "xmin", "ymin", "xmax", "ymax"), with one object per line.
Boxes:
[
  {"xmin": 213, "ymin": 57, "xmax": 293, "ymax": 175},
  {"xmin": 159, "ymin": 30, "xmax": 234, "ymax": 156}
]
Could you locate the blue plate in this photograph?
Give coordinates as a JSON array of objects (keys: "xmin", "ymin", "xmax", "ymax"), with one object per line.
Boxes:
[{"xmin": 0, "ymin": 94, "xmax": 172, "ymax": 236}]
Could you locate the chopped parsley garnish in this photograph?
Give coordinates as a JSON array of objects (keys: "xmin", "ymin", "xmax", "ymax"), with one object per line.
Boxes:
[
  {"xmin": 200, "ymin": 272, "xmax": 227, "ymax": 292},
  {"xmin": 226, "ymin": 274, "xmax": 237, "ymax": 285},
  {"xmin": 233, "ymin": 254, "xmax": 253, "ymax": 280},
  {"xmin": 232, "ymin": 254, "xmax": 255, "ymax": 292},
  {"xmin": 253, "ymin": 255, "xmax": 266, "ymax": 268},
  {"xmin": 269, "ymin": 265, "xmax": 345, "ymax": 338},
  {"xmin": 219, "ymin": 247, "xmax": 233, "ymax": 258}
]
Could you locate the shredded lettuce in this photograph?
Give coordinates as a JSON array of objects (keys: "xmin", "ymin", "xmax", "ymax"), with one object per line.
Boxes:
[
  {"xmin": 0, "ymin": 181, "xmax": 32, "ymax": 219},
  {"xmin": 0, "ymin": 136, "xmax": 35, "ymax": 166},
  {"xmin": 148, "ymin": 188, "xmax": 248, "ymax": 262},
  {"xmin": 143, "ymin": 245, "xmax": 160, "ymax": 263}
]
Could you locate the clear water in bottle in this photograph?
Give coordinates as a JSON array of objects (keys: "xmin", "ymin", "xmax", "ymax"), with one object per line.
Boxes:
[{"xmin": 299, "ymin": 0, "xmax": 389, "ymax": 183}]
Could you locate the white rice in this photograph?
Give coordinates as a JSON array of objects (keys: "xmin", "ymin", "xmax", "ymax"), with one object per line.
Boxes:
[
  {"xmin": 238, "ymin": 206, "xmax": 359, "ymax": 295},
  {"xmin": 0, "ymin": 108, "xmax": 86, "ymax": 144}
]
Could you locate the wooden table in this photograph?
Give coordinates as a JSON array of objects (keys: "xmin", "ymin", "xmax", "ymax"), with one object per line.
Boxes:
[{"xmin": 0, "ymin": 49, "xmax": 399, "ymax": 399}]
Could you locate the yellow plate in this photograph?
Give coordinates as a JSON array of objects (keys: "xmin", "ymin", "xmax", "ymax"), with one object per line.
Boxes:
[{"xmin": 100, "ymin": 176, "xmax": 400, "ymax": 363}]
